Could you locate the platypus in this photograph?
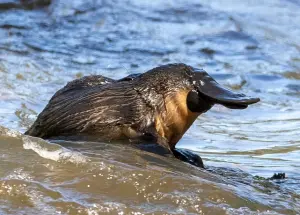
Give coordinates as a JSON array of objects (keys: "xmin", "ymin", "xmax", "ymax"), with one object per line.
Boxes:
[{"xmin": 25, "ymin": 64, "xmax": 259, "ymax": 167}]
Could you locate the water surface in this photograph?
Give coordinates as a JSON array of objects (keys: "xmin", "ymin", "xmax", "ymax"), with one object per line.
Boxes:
[{"xmin": 0, "ymin": 0, "xmax": 300, "ymax": 214}]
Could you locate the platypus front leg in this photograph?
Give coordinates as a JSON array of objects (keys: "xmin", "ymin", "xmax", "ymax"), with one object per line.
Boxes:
[
  {"xmin": 149, "ymin": 131, "xmax": 204, "ymax": 168},
  {"xmin": 172, "ymin": 148, "xmax": 204, "ymax": 168},
  {"xmin": 128, "ymin": 124, "xmax": 204, "ymax": 168},
  {"xmin": 142, "ymin": 125, "xmax": 204, "ymax": 168},
  {"xmin": 144, "ymin": 128, "xmax": 205, "ymax": 168}
]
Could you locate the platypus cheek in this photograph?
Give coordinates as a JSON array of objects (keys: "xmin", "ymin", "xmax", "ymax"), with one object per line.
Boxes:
[{"xmin": 186, "ymin": 90, "xmax": 214, "ymax": 113}]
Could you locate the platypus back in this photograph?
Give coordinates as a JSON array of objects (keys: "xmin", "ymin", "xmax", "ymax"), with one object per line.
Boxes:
[{"xmin": 25, "ymin": 63, "xmax": 259, "ymax": 151}]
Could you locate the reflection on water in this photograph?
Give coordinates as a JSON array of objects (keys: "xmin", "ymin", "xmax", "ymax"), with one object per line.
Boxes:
[
  {"xmin": 0, "ymin": 0, "xmax": 300, "ymax": 214},
  {"xmin": 1, "ymin": 128, "xmax": 299, "ymax": 214}
]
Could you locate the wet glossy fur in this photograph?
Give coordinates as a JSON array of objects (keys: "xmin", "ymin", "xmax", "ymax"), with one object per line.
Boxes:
[
  {"xmin": 25, "ymin": 63, "xmax": 259, "ymax": 168},
  {"xmin": 25, "ymin": 64, "xmax": 206, "ymax": 150}
]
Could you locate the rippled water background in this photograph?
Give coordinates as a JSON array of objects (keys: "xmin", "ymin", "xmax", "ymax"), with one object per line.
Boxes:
[{"xmin": 0, "ymin": 0, "xmax": 300, "ymax": 214}]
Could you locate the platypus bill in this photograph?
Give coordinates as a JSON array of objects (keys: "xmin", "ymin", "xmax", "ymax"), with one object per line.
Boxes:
[{"xmin": 25, "ymin": 63, "xmax": 260, "ymax": 168}]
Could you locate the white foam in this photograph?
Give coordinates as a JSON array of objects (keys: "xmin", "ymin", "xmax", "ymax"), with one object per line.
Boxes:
[
  {"xmin": 22, "ymin": 136, "xmax": 87, "ymax": 164},
  {"xmin": 0, "ymin": 126, "xmax": 22, "ymax": 138}
]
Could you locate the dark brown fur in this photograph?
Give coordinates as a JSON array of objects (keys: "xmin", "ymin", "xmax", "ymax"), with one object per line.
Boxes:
[
  {"xmin": 25, "ymin": 64, "xmax": 201, "ymax": 149},
  {"xmin": 25, "ymin": 63, "xmax": 259, "ymax": 167}
]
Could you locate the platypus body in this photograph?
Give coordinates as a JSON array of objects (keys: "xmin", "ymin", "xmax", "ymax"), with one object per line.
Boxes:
[{"xmin": 25, "ymin": 64, "xmax": 259, "ymax": 167}]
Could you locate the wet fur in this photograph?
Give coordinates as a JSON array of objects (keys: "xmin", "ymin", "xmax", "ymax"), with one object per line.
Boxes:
[
  {"xmin": 25, "ymin": 64, "xmax": 199, "ymax": 150},
  {"xmin": 155, "ymin": 89, "xmax": 200, "ymax": 149},
  {"xmin": 25, "ymin": 63, "xmax": 259, "ymax": 169}
]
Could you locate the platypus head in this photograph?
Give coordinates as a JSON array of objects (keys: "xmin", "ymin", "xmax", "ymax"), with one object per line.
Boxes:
[
  {"xmin": 186, "ymin": 67, "xmax": 260, "ymax": 112},
  {"xmin": 133, "ymin": 63, "xmax": 260, "ymax": 148},
  {"xmin": 138, "ymin": 63, "xmax": 259, "ymax": 113}
]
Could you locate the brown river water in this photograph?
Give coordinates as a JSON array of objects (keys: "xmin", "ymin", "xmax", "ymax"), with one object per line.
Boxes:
[{"xmin": 0, "ymin": 0, "xmax": 300, "ymax": 214}]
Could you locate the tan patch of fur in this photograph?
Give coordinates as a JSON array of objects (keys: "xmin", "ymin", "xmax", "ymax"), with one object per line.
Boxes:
[
  {"xmin": 123, "ymin": 126, "xmax": 141, "ymax": 139},
  {"xmin": 155, "ymin": 89, "xmax": 200, "ymax": 149}
]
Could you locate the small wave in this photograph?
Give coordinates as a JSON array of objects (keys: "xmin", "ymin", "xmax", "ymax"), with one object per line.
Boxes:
[
  {"xmin": 22, "ymin": 136, "xmax": 88, "ymax": 164},
  {"xmin": 5, "ymin": 168, "xmax": 33, "ymax": 181},
  {"xmin": 0, "ymin": 125, "xmax": 22, "ymax": 138},
  {"xmin": 226, "ymin": 207, "xmax": 282, "ymax": 215}
]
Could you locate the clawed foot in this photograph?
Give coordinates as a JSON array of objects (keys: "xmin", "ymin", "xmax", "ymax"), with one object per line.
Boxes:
[{"xmin": 172, "ymin": 148, "xmax": 204, "ymax": 168}]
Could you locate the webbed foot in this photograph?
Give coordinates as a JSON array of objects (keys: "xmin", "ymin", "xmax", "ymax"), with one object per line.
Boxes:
[{"xmin": 172, "ymin": 148, "xmax": 204, "ymax": 168}]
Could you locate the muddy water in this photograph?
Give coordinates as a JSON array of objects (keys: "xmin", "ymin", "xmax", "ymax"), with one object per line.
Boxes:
[{"xmin": 0, "ymin": 0, "xmax": 299, "ymax": 214}]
